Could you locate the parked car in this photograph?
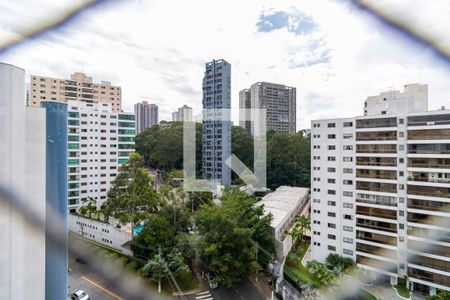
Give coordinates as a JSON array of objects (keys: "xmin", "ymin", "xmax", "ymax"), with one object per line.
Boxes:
[{"xmin": 71, "ymin": 290, "xmax": 89, "ymax": 300}]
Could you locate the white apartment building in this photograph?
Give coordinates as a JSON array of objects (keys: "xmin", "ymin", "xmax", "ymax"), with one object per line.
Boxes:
[
  {"xmin": 29, "ymin": 72, "xmax": 122, "ymax": 112},
  {"xmin": 67, "ymin": 101, "xmax": 135, "ymax": 212},
  {"xmin": 172, "ymin": 104, "xmax": 193, "ymax": 122},
  {"xmin": 311, "ymin": 84, "xmax": 450, "ymax": 296},
  {"xmin": 134, "ymin": 101, "xmax": 158, "ymax": 133}
]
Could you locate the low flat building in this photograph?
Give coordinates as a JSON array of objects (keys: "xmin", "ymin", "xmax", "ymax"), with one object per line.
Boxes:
[{"xmin": 257, "ymin": 186, "xmax": 310, "ymax": 261}]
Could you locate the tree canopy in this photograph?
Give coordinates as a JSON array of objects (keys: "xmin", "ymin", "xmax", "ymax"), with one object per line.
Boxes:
[
  {"xmin": 195, "ymin": 188, "xmax": 273, "ymax": 287},
  {"xmin": 135, "ymin": 122, "xmax": 311, "ymax": 190},
  {"xmin": 103, "ymin": 152, "xmax": 158, "ymax": 224}
]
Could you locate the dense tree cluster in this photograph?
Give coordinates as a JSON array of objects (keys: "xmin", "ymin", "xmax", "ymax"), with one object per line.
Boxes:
[
  {"xmin": 195, "ymin": 188, "xmax": 273, "ymax": 287},
  {"xmin": 135, "ymin": 122, "xmax": 311, "ymax": 189}
]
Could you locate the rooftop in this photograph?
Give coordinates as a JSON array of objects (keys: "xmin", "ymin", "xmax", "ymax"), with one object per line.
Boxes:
[{"xmin": 256, "ymin": 186, "xmax": 309, "ymax": 229}]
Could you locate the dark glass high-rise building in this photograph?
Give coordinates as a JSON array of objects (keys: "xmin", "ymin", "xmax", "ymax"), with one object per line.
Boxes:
[{"xmin": 201, "ymin": 59, "xmax": 231, "ymax": 186}]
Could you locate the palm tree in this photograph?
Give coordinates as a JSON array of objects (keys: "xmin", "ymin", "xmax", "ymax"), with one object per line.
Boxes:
[
  {"xmin": 295, "ymin": 215, "xmax": 311, "ymax": 241},
  {"xmin": 81, "ymin": 197, "xmax": 97, "ymax": 219}
]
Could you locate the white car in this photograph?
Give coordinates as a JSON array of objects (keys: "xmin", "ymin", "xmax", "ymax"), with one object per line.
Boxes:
[{"xmin": 71, "ymin": 290, "xmax": 89, "ymax": 300}]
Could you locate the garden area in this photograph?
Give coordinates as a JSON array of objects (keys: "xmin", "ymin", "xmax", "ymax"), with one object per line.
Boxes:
[
  {"xmin": 394, "ymin": 277, "xmax": 411, "ymax": 299},
  {"xmin": 284, "ymin": 239, "xmax": 378, "ymax": 300}
]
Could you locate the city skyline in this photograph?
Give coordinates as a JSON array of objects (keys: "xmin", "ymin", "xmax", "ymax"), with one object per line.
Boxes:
[{"xmin": 1, "ymin": 1, "xmax": 450, "ymax": 130}]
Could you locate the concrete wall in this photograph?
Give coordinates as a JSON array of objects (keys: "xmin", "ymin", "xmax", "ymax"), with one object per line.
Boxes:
[
  {"xmin": 0, "ymin": 63, "xmax": 46, "ymax": 300},
  {"xmin": 68, "ymin": 215, "xmax": 132, "ymax": 255}
]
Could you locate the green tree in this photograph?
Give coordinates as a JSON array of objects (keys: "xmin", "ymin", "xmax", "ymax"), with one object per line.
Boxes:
[
  {"xmin": 142, "ymin": 253, "xmax": 169, "ymax": 293},
  {"xmin": 231, "ymin": 126, "xmax": 254, "ymax": 181},
  {"xmin": 195, "ymin": 188, "xmax": 273, "ymax": 287},
  {"xmin": 267, "ymin": 132, "xmax": 310, "ymax": 189},
  {"xmin": 426, "ymin": 290, "xmax": 450, "ymax": 300},
  {"xmin": 131, "ymin": 214, "xmax": 176, "ymax": 259},
  {"xmin": 81, "ymin": 197, "xmax": 97, "ymax": 218},
  {"xmin": 296, "ymin": 215, "xmax": 311, "ymax": 242},
  {"xmin": 104, "ymin": 153, "xmax": 158, "ymax": 229},
  {"xmin": 135, "ymin": 122, "xmax": 203, "ymax": 173}
]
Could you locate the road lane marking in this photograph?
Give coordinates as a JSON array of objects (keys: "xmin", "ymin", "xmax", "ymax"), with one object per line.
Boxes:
[
  {"xmin": 81, "ymin": 276, "xmax": 124, "ymax": 300},
  {"xmin": 233, "ymin": 287, "xmax": 245, "ymax": 300},
  {"xmin": 196, "ymin": 295, "xmax": 212, "ymax": 299},
  {"xmin": 197, "ymin": 291, "xmax": 211, "ymax": 295}
]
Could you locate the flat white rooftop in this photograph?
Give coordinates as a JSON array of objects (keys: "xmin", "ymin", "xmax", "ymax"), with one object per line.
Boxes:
[{"xmin": 256, "ymin": 186, "xmax": 309, "ymax": 230}]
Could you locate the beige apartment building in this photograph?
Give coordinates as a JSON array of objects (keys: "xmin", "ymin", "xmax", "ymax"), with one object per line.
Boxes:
[{"xmin": 29, "ymin": 72, "xmax": 122, "ymax": 112}]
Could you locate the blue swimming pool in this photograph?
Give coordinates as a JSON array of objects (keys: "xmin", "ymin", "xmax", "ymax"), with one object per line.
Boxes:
[{"xmin": 133, "ymin": 224, "xmax": 144, "ymax": 235}]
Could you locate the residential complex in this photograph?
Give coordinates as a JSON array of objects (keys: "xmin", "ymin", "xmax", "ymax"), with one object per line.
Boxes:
[
  {"xmin": 67, "ymin": 101, "xmax": 135, "ymax": 212},
  {"xmin": 310, "ymin": 83, "xmax": 450, "ymax": 295},
  {"xmin": 0, "ymin": 63, "xmax": 68, "ymax": 300},
  {"xmin": 239, "ymin": 82, "xmax": 296, "ymax": 134},
  {"xmin": 134, "ymin": 101, "xmax": 158, "ymax": 133},
  {"xmin": 201, "ymin": 59, "xmax": 232, "ymax": 186},
  {"xmin": 29, "ymin": 72, "xmax": 122, "ymax": 112},
  {"xmin": 172, "ymin": 104, "xmax": 193, "ymax": 122}
]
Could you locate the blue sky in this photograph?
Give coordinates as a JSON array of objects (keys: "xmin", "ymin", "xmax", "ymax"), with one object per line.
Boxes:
[{"xmin": 0, "ymin": 0, "xmax": 449, "ymax": 130}]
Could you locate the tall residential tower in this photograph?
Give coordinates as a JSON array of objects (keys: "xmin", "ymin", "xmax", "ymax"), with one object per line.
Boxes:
[
  {"xmin": 239, "ymin": 82, "xmax": 296, "ymax": 134},
  {"xmin": 202, "ymin": 59, "xmax": 231, "ymax": 186},
  {"xmin": 134, "ymin": 101, "xmax": 158, "ymax": 133},
  {"xmin": 310, "ymin": 84, "xmax": 450, "ymax": 296}
]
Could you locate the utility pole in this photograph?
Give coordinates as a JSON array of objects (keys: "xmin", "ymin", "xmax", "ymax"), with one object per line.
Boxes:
[
  {"xmin": 255, "ymin": 243, "xmax": 258, "ymax": 282},
  {"xmin": 158, "ymin": 246, "xmax": 162, "ymax": 294}
]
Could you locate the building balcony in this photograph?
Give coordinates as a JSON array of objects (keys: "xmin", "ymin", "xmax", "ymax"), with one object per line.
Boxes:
[
  {"xmin": 356, "ymin": 206, "xmax": 397, "ymax": 220},
  {"xmin": 356, "ymin": 144, "xmax": 397, "ymax": 154},
  {"xmin": 356, "ymin": 157, "xmax": 397, "ymax": 167},
  {"xmin": 408, "ymin": 144, "xmax": 450, "ymax": 155},
  {"xmin": 356, "ymin": 193, "xmax": 397, "ymax": 207},
  {"xmin": 356, "ymin": 230, "xmax": 397, "ymax": 246},
  {"xmin": 408, "ymin": 185, "xmax": 450, "ymax": 199},
  {"xmin": 356, "ymin": 255, "xmax": 397, "ymax": 273},
  {"xmin": 408, "ymin": 114, "xmax": 450, "ymax": 127},
  {"xmin": 408, "ymin": 129, "xmax": 450, "ymax": 141},
  {"xmin": 356, "ymin": 242, "xmax": 397, "ymax": 259},
  {"xmin": 407, "ymin": 227, "xmax": 450, "ymax": 244},
  {"xmin": 409, "ymin": 255, "xmax": 450, "ymax": 273},
  {"xmin": 356, "ymin": 218, "xmax": 397, "ymax": 233},
  {"xmin": 356, "ymin": 131, "xmax": 397, "ymax": 141},
  {"xmin": 356, "ymin": 117, "xmax": 397, "ymax": 129},
  {"xmin": 408, "ymin": 267, "xmax": 450, "ymax": 287},
  {"xmin": 407, "ymin": 212, "xmax": 449, "ymax": 229},
  {"xmin": 408, "ymin": 198, "xmax": 450, "ymax": 213},
  {"xmin": 408, "ymin": 157, "xmax": 450, "ymax": 169},
  {"xmin": 408, "ymin": 172, "xmax": 450, "ymax": 185},
  {"xmin": 356, "ymin": 181, "xmax": 397, "ymax": 194},
  {"xmin": 356, "ymin": 169, "xmax": 397, "ymax": 180},
  {"xmin": 408, "ymin": 240, "xmax": 450, "ymax": 258}
]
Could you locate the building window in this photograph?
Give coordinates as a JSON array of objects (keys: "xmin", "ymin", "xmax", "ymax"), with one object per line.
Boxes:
[
  {"xmin": 343, "ymin": 168, "xmax": 353, "ymax": 174},
  {"xmin": 343, "ymin": 145, "xmax": 353, "ymax": 150},
  {"xmin": 343, "ymin": 249, "xmax": 353, "ymax": 255},
  {"xmin": 328, "ymin": 223, "xmax": 336, "ymax": 229},
  {"xmin": 328, "ymin": 190, "xmax": 336, "ymax": 195},
  {"xmin": 328, "ymin": 167, "xmax": 336, "ymax": 173},
  {"xmin": 343, "ymin": 133, "xmax": 353, "ymax": 139},
  {"xmin": 343, "ymin": 226, "xmax": 353, "ymax": 232},
  {"xmin": 343, "ymin": 202, "xmax": 353, "ymax": 208},
  {"xmin": 343, "ymin": 214, "xmax": 353, "ymax": 220},
  {"xmin": 343, "ymin": 191, "xmax": 353, "ymax": 197},
  {"xmin": 328, "ymin": 134, "xmax": 336, "ymax": 139},
  {"xmin": 328, "ymin": 201, "xmax": 336, "ymax": 206},
  {"xmin": 343, "ymin": 237, "xmax": 353, "ymax": 244},
  {"xmin": 343, "ymin": 122, "xmax": 353, "ymax": 127},
  {"xmin": 328, "ymin": 178, "xmax": 336, "ymax": 184},
  {"xmin": 343, "ymin": 157, "xmax": 353, "ymax": 162},
  {"xmin": 328, "ymin": 245, "xmax": 336, "ymax": 251},
  {"xmin": 328, "ymin": 123, "xmax": 336, "ymax": 128},
  {"xmin": 328, "ymin": 156, "xmax": 336, "ymax": 161},
  {"xmin": 328, "ymin": 234, "xmax": 336, "ymax": 240},
  {"xmin": 328, "ymin": 145, "xmax": 336, "ymax": 150},
  {"xmin": 328, "ymin": 212, "xmax": 336, "ymax": 217}
]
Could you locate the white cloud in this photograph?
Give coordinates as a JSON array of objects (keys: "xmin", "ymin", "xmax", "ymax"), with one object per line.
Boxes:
[{"xmin": 1, "ymin": 0, "xmax": 449, "ymax": 129}]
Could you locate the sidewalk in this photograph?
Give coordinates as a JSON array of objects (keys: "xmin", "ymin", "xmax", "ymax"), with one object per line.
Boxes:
[{"xmin": 249, "ymin": 276, "xmax": 275, "ymax": 300}]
